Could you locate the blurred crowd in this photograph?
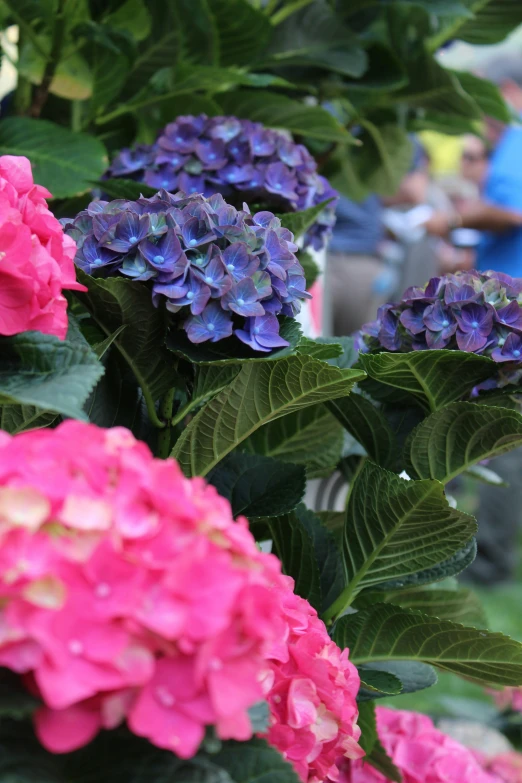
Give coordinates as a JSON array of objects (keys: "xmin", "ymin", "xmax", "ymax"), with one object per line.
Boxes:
[
  {"xmin": 326, "ymin": 55, "xmax": 522, "ymax": 338},
  {"xmin": 326, "ymin": 54, "xmax": 522, "ymax": 588}
]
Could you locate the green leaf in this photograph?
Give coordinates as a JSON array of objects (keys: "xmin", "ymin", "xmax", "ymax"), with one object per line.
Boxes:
[
  {"xmin": 166, "ymin": 317, "xmax": 302, "ymax": 365},
  {"xmin": 217, "ymin": 90, "xmax": 352, "ymax": 143},
  {"xmin": 327, "ymin": 394, "xmax": 397, "ymax": 469},
  {"xmin": 366, "ymin": 737, "xmax": 402, "ymax": 783},
  {"xmin": 330, "ymin": 462, "xmax": 477, "ymax": 612},
  {"xmin": 94, "ymin": 178, "xmax": 158, "ymax": 200},
  {"xmin": 0, "ymin": 405, "xmax": 56, "ymax": 434},
  {"xmin": 172, "ymin": 364, "xmax": 240, "ymax": 427},
  {"xmin": 267, "ymin": 0, "xmax": 368, "ymax": 78},
  {"xmin": 335, "ymin": 603, "xmax": 522, "ymax": 686},
  {"xmin": 358, "ymin": 587, "xmax": 487, "ymax": 627},
  {"xmin": 0, "ymin": 320, "xmax": 104, "ymax": 422},
  {"xmin": 355, "ymin": 122, "xmax": 413, "ymax": 197},
  {"xmin": 209, "ymin": 0, "xmax": 271, "ymax": 67},
  {"xmin": 359, "ymin": 350, "xmax": 496, "ymax": 412},
  {"xmin": 90, "ymin": 48, "xmax": 129, "ymax": 114},
  {"xmin": 75, "ymin": 272, "xmax": 178, "ymax": 426},
  {"xmin": 277, "ymin": 198, "xmax": 335, "ymax": 241},
  {"xmin": 171, "ymin": 356, "xmax": 364, "ymax": 476},
  {"xmin": 357, "ymin": 667, "xmax": 403, "ymax": 701},
  {"xmin": 359, "ymin": 660, "xmax": 437, "ymax": 699},
  {"xmin": 85, "ymin": 352, "xmax": 145, "ymax": 432},
  {"xmin": 405, "ymin": 402, "xmax": 522, "ymax": 484},
  {"xmin": 207, "ymin": 453, "xmax": 306, "ymax": 518},
  {"xmin": 431, "ymin": 0, "xmax": 522, "ymax": 46},
  {"xmin": 19, "ymin": 39, "xmax": 93, "ymax": 100},
  {"xmin": 211, "ymin": 738, "xmax": 301, "ymax": 783},
  {"xmin": 0, "ymin": 118, "xmax": 107, "ymax": 199},
  {"xmin": 296, "ymin": 337, "xmax": 343, "ymax": 361},
  {"xmin": 105, "ymin": 0, "xmax": 151, "ymax": 41},
  {"xmin": 373, "ymin": 538, "xmax": 477, "ymax": 591},
  {"xmin": 357, "ymin": 701, "xmax": 378, "ymax": 755},
  {"xmin": 394, "ymin": 49, "xmax": 480, "ymax": 120},
  {"xmin": 268, "ymin": 504, "xmax": 345, "ymax": 613},
  {"xmin": 242, "ymin": 403, "xmax": 344, "ymax": 479},
  {"xmin": 0, "ymin": 669, "xmax": 39, "ymax": 718},
  {"xmin": 453, "ymin": 70, "xmax": 511, "ymax": 123}
]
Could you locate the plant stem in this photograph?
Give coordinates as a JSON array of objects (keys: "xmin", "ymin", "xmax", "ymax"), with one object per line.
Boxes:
[
  {"xmin": 29, "ymin": 0, "xmax": 67, "ymax": 117},
  {"xmin": 71, "ymin": 99, "xmax": 82, "ymax": 132},
  {"xmin": 157, "ymin": 388, "xmax": 176, "ymax": 459}
]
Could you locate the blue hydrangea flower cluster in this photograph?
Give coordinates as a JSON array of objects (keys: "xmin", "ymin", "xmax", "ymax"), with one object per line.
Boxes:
[
  {"xmin": 356, "ymin": 270, "xmax": 522, "ymax": 366},
  {"xmin": 63, "ymin": 190, "xmax": 309, "ymax": 350},
  {"xmin": 107, "ymin": 114, "xmax": 338, "ymax": 251}
]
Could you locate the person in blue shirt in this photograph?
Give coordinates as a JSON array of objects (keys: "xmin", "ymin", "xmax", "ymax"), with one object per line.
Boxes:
[{"xmin": 425, "ymin": 56, "xmax": 522, "ymax": 274}]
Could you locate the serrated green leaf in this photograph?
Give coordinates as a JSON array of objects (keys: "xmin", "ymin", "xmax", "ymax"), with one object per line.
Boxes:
[
  {"xmin": 296, "ymin": 337, "xmax": 343, "ymax": 361},
  {"xmin": 405, "ymin": 402, "xmax": 522, "ymax": 484},
  {"xmin": 359, "ymin": 351, "xmax": 496, "ymax": 412},
  {"xmin": 360, "ymin": 660, "xmax": 437, "ymax": 699},
  {"xmin": 0, "ymin": 320, "xmax": 103, "ymax": 422},
  {"xmin": 171, "ymin": 356, "xmax": 364, "ymax": 477},
  {"xmin": 172, "ymin": 364, "xmax": 240, "ymax": 427},
  {"xmin": 267, "ymin": 504, "xmax": 345, "ymax": 613},
  {"xmin": 0, "ymin": 118, "xmax": 107, "ymax": 198},
  {"xmin": 453, "ymin": 70, "xmax": 511, "ymax": 123},
  {"xmin": 334, "ymin": 603, "xmax": 522, "ymax": 686},
  {"xmin": 357, "ymin": 587, "xmax": 487, "ymax": 627},
  {"xmin": 166, "ymin": 318, "xmax": 302, "ymax": 365},
  {"xmin": 75, "ymin": 272, "xmax": 178, "ymax": 425},
  {"xmin": 242, "ymin": 403, "xmax": 344, "ymax": 479},
  {"xmin": 105, "ymin": 0, "xmax": 151, "ymax": 41},
  {"xmin": 341, "ymin": 462, "xmax": 476, "ymax": 603},
  {"xmin": 217, "ymin": 90, "xmax": 352, "ymax": 143},
  {"xmin": 357, "ymin": 667, "xmax": 403, "ymax": 701},
  {"xmin": 327, "ymin": 393, "xmax": 397, "ymax": 469},
  {"xmin": 207, "ymin": 453, "xmax": 306, "ymax": 518},
  {"xmin": 373, "ymin": 538, "xmax": 477, "ymax": 591},
  {"xmin": 277, "ymin": 198, "xmax": 334, "ymax": 241}
]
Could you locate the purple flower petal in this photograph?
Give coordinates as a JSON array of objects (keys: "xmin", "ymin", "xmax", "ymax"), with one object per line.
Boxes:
[
  {"xmin": 235, "ymin": 315, "xmax": 289, "ymax": 352},
  {"xmin": 221, "ymin": 278, "xmax": 265, "ymax": 317},
  {"xmin": 184, "ymin": 302, "xmax": 233, "ymax": 343},
  {"xmin": 495, "ymin": 300, "xmax": 522, "ymax": 331}
]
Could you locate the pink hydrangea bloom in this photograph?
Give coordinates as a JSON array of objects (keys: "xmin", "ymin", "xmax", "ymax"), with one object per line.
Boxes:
[
  {"xmin": 0, "ymin": 155, "xmax": 85, "ymax": 339},
  {"xmin": 0, "ymin": 421, "xmax": 287, "ymax": 757},
  {"xmin": 263, "ymin": 578, "xmax": 364, "ymax": 782},
  {"xmin": 492, "ymin": 687, "xmax": 522, "ymax": 714},
  {"xmin": 483, "ymin": 752, "xmax": 522, "ymax": 782},
  {"xmin": 344, "ymin": 707, "xmax": 500, "ymax": 783}
]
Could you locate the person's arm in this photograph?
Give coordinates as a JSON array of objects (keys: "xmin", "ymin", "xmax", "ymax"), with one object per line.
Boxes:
[{"xmin": 424, "ymin": 202, "xmax": 522, "ymax": 237}]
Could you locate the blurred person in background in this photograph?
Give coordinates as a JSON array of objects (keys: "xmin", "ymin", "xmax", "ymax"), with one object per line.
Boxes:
[
  {"xmin": 426, "ymin": 56, "xmax": 522, "ymax": 585},
  {"xmin": 325, "ymin": 194, "xmax": 391, "ymax": 336}
]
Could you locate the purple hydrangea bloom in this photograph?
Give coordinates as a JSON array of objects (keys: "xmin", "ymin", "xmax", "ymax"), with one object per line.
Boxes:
[
  {"xmin": 63, "ymin": 189, "xmax": 307, "ymax": 350},
  {"xmin": 355, "ymin": 269, "xmax": 522, "ymax": 377},
  {"xmin": 106, "ymin": 114, "xmax": 338, "ymax": 251}
]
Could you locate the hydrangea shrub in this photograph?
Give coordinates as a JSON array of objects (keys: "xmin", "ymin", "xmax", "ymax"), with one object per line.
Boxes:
[
  {"xmin": 63, "ymin": 190, "xmax": 308, "ymax": 350},
  {"xmin": 107, "ymin": 115, "xmax": 338, "ymax": 251},
  {"xmin": 356, "ymin": 270, "xmax": 522, "ymax": 375},
  {"xmin": 0, "ymin": 155, "xmax": 85, "ymax": 339}
]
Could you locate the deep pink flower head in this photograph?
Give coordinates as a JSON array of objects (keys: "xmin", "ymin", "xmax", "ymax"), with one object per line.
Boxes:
[
  {"xmin": 0, "ymin": 421, "xmax": 287, "ymax": 757},
  {"xmin": 483, "ymin": 752, "xmax": 522, "ymax": 782},
  {"xmin": 0, "ymin": 155, "xmax": 85, "ymax": 339},
  {"xmin": 345, "ymin": 707, "xmax": 500, "ymax": 783},
  {"xmin": 491, "ymin": 686, "xmax": 522, "ymax": 714},
  {"xmin": 263, "ymin": 578, "xmax": 363, "ymax": 782}
]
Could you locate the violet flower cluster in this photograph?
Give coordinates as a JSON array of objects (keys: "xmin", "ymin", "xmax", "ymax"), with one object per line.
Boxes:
[
  {"xmin": 63, "ymin": 190, "xmax": 309, "ymax": 351},
  {"xmin": 356, "ymin": 270, "xmax": 522, "ymax": 369},
  {"xmin": 106, "ymin": 114, "xmax": 338, "ymax": 251}
]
